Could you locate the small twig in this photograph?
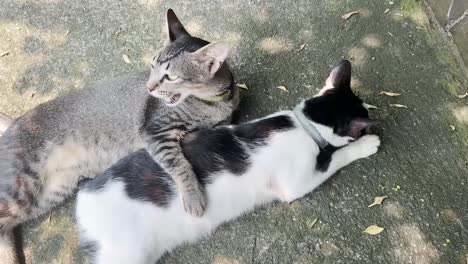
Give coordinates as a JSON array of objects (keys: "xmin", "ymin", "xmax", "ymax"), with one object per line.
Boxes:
[
  {"xmin": 391, "ymin": 116, "xmax": 397, "ymax": 126},
  {"xmin": 446, "ymin": 9, "xmax": 468, "ymax": 32},
  {"xmin": 251, "ymin": 237, "xmax": 257, "ymax": 264},
  {"xmin": 47, "ymin": 212, "xmax": 52, "ymax": 224},
  {"xmin": 446, "ymin": 0, "xmax": 455, "ymax": 24}
]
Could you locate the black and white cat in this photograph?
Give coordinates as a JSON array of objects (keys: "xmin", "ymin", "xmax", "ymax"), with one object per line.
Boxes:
[{"xmin": 76, "ymin": 60, "xmax": 381, "ymax": 264}]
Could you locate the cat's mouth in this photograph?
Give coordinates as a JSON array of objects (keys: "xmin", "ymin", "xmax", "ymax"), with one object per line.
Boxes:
[{"xmin": 163, "ymin": 93, "xmax": 182, "ymax": 106}]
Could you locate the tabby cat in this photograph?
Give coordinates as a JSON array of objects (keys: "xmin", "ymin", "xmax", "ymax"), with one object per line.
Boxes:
[{"xmin": 0, "ymin": 9, "xmax": 239, "ymax": 264}]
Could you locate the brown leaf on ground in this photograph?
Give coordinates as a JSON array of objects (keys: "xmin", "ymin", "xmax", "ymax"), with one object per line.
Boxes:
[
  {"xmin": 308, "ymin": 217, "xmax": 318, "ymax": 229},
  {"xmin": 368, "ymin": 196, "xmax": 388, "ymax": 207},
  {"xmin": 364, "ymin": 225, "xmax": 384, "ymax": 235},
  {"xmin": 390, "ymin": 104, "xmax": 408, "ymax": 108},
  {"xmin": 277, "ymin": 85, "xmax": 289, "ymax": 92},
  {"xmin": 236, "ymin": 83, "xmax": 249, "ymax": 91},
  {"xmin": 342, "ymin": 11, "xmax": 360, "ymax": 20},
  {"xmin": 380, "ymin": 91, "xmax": 401, "ymax": 97},
  {"xmin": 123, "ymin": 54, "xmax": 131, "ymax": 64},
  {"xmin": 363, "ymin": 103, "xmax": 379, "ymax": 110}
]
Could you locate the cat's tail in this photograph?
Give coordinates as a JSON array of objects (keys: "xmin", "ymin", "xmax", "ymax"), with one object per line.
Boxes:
[
  {"xmin": 0, "ymin": 113, "xmax": 14, "ymax": 136},
  {"xmin": 0, "ymin": 230, "xmax": 18, "ymax": 264}
]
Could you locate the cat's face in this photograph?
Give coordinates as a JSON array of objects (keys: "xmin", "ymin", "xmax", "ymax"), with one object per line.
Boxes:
[
  {"xmin": 303, "ymin": 60, "xmax": 375, "ymax": 146},
  {"xmin": 147, "ymin": 10, "xmax": 232, "ymax": 106}
]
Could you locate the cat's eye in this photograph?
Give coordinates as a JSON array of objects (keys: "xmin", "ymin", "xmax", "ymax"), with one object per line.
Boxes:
[{"xmin": 166, "ymin": 74, "xmax": 179, "ymax": 81}]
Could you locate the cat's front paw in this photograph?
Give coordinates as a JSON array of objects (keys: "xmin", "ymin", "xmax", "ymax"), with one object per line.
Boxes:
[
  {"xmin": 351, "ymin": 135, "xmax": 381, "ymax": 159},
  {"xmin": 182, "ymin": 186, "xmax": 207, "ymax": 217}
]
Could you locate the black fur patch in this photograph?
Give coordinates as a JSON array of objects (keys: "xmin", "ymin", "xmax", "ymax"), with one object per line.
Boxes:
[
  {"xmin": 183, "ymin": 115, "xmax": 294, "ymax": 184},
  {"xmin": 183, "ymin": 128, "xmax": 248, "ymax": 184},
  {"xmin": 82, "ymin": 150, "xmax": 174, "ymax": 208},
  {"xmin": 315, "ymin": 144, "xmax": 339, "ymax": 172},
  {"xmin": 80, "ymin": 239, "xmax": 99, "ymax": 264},
  {"xmin": 234, "ymin": 115, "xmax": 294, "ymax": 147},
  {"xmin": 81, "ymin": 172, "xmax": 110, "ymax": 192},
  {"xmin": 109, "ymin": 150, "xmax": 175, "ymax": 208}
]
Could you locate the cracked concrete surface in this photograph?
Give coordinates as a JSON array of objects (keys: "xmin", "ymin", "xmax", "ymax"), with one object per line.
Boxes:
[{"xmin": 0, "ymin": 0, "xmax": 467, "ymax": 263}]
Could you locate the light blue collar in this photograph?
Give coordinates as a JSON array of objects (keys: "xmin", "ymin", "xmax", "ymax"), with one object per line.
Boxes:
[{"xmin": 293, "ymin": 104, "xmax": 328, "ymax": 149}]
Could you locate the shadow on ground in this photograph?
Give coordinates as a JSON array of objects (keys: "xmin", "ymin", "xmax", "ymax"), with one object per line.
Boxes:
[{"xmin": 0, "ymin": 0, "xmax": 467, "ymax": 263}]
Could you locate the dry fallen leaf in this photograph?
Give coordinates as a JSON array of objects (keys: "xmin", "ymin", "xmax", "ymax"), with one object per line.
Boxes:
[
  {"xmin": 384, "ymin": 8, "xmax": 390, "ymax": 14},
  {"xmin": 277, "ymin": 85, "xmax": 289, "ymax": 92},
  {"xmin": 363, "ymin": 103, "xmax": 379, "ymax": 110},
  {"xmin": 380, "ymin": 91, "xmax": 401, "ymax": 97},
  {"xmin": 342, "ymin": 11, "xmax": 360, "ymax": 20},
  {"xmin": 457, "ymin": 92, "xmax": 468, "ymax": 98},
  {"xmin": 236, "ymin": 83, "xmax": 249, "ymax": 91},
  {"xmin": 123, "ymin": 54, "xmax": 131, "ymax": 64},
  {"xmin": 299, "ymin": 44, "xmax": 306, "ymax": 51},
  {"xmin": 368, "ymin": 196, "xmax": 388, "ymax": 208},
  {"xmin": 0, "ymin": 51, "xmax": 10, "ymax": 57},
  {"xmin": 364, "ymin": 225, "xmax": 384, "ymax": 235},
  {"xmin": 390, "ymin": 104, "xmax": 408, "ymax": 108},
  {"xmin": 308, "ymin": 217, "xmax": 318, "ymax": 229},
  {"xmin": 450, "ymin": 125, "xmax": 456, "ymax": 131}
]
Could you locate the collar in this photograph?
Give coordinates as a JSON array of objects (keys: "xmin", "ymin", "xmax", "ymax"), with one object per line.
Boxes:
[
  {"xmin": 196, "ymin": 80, "xmax": 234, "ymax": 103},
  {"xmin": 293, "ymin": 103, "xmax": 328, "ymax": 149}
]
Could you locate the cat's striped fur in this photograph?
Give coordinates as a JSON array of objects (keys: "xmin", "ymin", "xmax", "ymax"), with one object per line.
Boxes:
[{"xmin": 0, "ymin": 9, "xmax": 239, "ymax": 264}]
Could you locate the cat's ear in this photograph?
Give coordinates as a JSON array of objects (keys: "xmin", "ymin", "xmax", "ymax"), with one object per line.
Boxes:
[
  {"xmin": 191, "ymin": 42, "xmax": 231, "ymax": 76},
  {"xmin": 166, "ymin": 9, "xmax": 190, "ymax": 42},
  {"xmin": 348, "ymin": 118, "xmax": 377, "ymax": 138},
  {"xmin": 325, "ymin": 60, "xmax": 352, "ymax": 89}
]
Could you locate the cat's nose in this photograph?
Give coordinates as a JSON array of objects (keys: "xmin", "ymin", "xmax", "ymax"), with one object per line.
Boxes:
[{"xmin": 146, "ymin": 80, "xmax": 159, "ymax": 92}]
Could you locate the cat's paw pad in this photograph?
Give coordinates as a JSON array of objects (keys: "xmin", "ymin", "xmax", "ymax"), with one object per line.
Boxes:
[
  {"xmin": 182, "ymin": 187, "xmax": 207, "ymax": 217},
  {"xmin": 352, "ymin": 135, "xmax": 381, "ymax": 158}
]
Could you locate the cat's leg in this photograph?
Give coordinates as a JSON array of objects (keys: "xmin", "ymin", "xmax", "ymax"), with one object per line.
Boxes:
[
  {"xmin": 0, "ymin": 230, "xmax": 17, "ymax": 264},
  {"xmin": 0, "ymin": 167, "xmax": 43, "ymax": 264},
  {"xmin": 0, "ymin": 113, "xmax": 14, "ymax": 136},
  {"xmin": 146, "ymin": 137, "xmax": 206, "ymax": 217},
  {"xmin": 0, "ymin": 165, "xmax": 82, "ymax": 263},
  {"xmin": 281, "ymin": 135, "xmax": 381, "ymax": 203}
]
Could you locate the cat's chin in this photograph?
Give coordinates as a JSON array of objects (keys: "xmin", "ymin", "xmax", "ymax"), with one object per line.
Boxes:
[{"xmin": 162, "ymin": 93, "xmax": 182, "ymax": 106}]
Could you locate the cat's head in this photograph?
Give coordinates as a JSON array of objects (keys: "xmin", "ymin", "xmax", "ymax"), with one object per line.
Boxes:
[
  {"xmin": 147, "ymin": 9, "xmax": 233, "ymax": 106},
  {"xmin": 302, "ymin": 60, "xmax": 376, "ymax": 147}
]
